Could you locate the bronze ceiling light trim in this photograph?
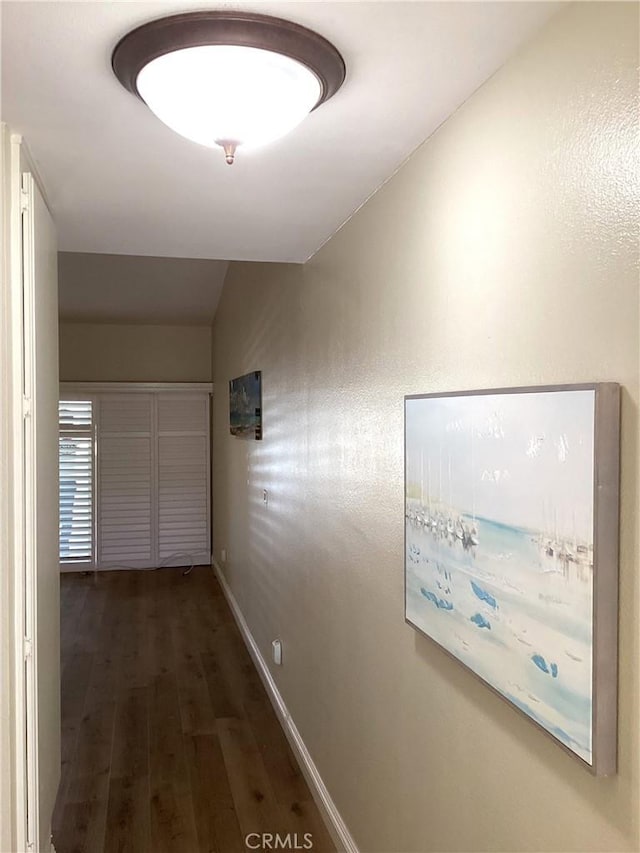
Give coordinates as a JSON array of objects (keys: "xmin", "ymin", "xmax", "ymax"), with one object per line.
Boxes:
[{"xmin": 112, "ymin": 11, "xmax": 346, "ymax": 164}]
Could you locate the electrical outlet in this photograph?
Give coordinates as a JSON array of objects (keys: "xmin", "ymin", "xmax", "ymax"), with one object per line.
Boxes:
[
  {"xmin": 263, "ymin": 489, "xmax": 268, "ymax": 506},
  {"xmin": 272, "ymin": 639, "xmax": 282, "ymax": 665}
]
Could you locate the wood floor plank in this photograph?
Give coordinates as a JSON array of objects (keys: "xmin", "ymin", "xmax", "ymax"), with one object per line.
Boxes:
[
  {"xmin": 59, "ymin": 577, "xmax": 90, "ymax": 655},
  {"xmin": 146, "ymin": 582, "xmax": 176, "ymax": 683},
  {"xmin": 185, "ymin": 733, "xmax": 244, "ymax": 853},
  {"xmin": 64, "ymin": 579, "xmax": 103, "ymax": 659},
  {"xmin": 282, "ymin": 800, "xmax": 337, "ymax": 853},
  {"xmin": 58, "ymin": 649, "xmax": 93, "ymax": 814},
  {"xmin": 200, "ymin": 650, "xmax": 243, "ymax": 720},
  {"xmin": 120, "ymin": 573, "xmax": 153, "ymax": 689},
  {"xmin": 149, "ymin": 671, "xmax": 190, "ymax": 794},
  {"xmin": 209, "ymin": 622, "xmax": 264, "ymax": 716},
  {"xmin": 171, "ymin": 616, "xmax": 217, "ymax": 736},
  {"xmin": 111, "ymin": 688, "xmax": 149, "ymax": 781},
  {"xmin": 59, "ymin": 770, "xmax": 110, "ymax": 853},
  {"xmin": 104, "ymin": 775, "xmax": 150, "ymax": 853},
  {"xmin": 59, "ymin": 800, "xmax": 101, "ymax": 853},
  {"xmin": 72, "ymin": 700, "xmax": 116, "ymax": 780},
  {"xmin": 52, "ymin": 779, "xmax": 71, "ymax": 849},
  {"xmin": 149, "ymin": 781, "xmax": 199, "ymax": 853},
  {"xmin": 243, "ymin": 692, "xmax": 311, "ymax": 806},
  {"xmin": 217, "ymin": 716, "xmax": 290, "ymax": 839},
  {"xmin": 60, "ymin": 651, "xmax": 93, "ymax": 728}
]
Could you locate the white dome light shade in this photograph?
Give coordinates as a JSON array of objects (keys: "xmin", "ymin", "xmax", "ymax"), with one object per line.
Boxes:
[
  {"xmin": 136, "ymin": 45, "xmax": 322, "ymax": 152},
  {"xmin": 112, "ymin": 12, "xmax": 345, "ymax": 165}
]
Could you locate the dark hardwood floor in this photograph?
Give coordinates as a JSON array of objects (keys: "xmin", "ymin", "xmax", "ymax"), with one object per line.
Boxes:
[{"xmin": 53, "ymin": 567, "xmax": 335, "ymax": 853}]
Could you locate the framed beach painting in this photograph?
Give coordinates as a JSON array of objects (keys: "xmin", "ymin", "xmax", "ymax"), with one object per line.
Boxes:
[
  {"xmin": 229, "ymin": 371, "xmax": 262, "ymax": 440},
  {"xmin": 404, "ymin": 384, "xmax": 620, "ymax": 774}
]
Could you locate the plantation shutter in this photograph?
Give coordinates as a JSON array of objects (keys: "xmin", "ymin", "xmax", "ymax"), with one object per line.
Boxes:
[
  {"xmin": 59, "ymin": 400, "xmax": 94, "ymax": 562},
  {"xmin": 60, "ymin": 386, "xmax": 211, "ymax": 570},
  {"xmin": 157, "ymin": 394, "xmax": 210, "ymax": 566},
  {"xmin": 97, "ymin": 394, "xmax": 154, "ymax": 568}
]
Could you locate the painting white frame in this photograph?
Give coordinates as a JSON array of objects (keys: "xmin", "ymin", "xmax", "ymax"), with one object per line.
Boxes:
[{"xmin": 404, "ymin": 383, "xmax": 620, "ymax": 775}]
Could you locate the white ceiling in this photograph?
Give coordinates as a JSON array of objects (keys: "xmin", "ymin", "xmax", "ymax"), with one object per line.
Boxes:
[
  {"xmin": 58, "ymin": 252, "xmax": 229, "ymax": 324},
  {"xmin": 2, "ymin": 1, "xmax": 561, "ymax": 265}
]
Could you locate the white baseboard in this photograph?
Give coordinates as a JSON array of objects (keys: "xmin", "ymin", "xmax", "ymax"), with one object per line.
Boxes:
[{"xmin": 212, "ymin": 560, "xmax": 359, "ymax": 853}]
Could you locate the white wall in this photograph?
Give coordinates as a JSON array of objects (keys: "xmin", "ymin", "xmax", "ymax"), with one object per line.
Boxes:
[
  {"xmin": 0, "ymin": 122, "xmax": 16, "ymax": 853},
  {"xmin": 59, "ymin": 322, "xmax": 212, "ymax": 382},
  {"xmin": 211, "ymin": 4, "xmax": 639, "ymax": 851}
]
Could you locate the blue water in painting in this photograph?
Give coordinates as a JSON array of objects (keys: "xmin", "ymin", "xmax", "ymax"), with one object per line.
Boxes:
[{"xmin": 406, "ymin": 511, "xmax": 593, "ymax": 763}]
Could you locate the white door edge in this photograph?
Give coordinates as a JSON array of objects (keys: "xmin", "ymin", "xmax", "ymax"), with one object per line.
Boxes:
[
  {"xmin": 20, "ymin": 169, "xmax": 40, "ymax": 853},
  {"xmin": 8, "ymin": 133, "xmax": 30, "ymax": 853}
]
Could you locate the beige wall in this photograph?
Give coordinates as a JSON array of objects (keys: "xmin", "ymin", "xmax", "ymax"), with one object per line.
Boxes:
[
  {"xmin": 212, "ymin": 4, "xmax": 639, "ymax": 852},
  {"xmin": 59, "ymin": 322, "xmax": 212, "ymax": 382}
]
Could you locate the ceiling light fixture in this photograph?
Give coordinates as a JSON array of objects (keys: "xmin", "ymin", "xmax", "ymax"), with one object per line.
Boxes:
[{"xmin": 112, "ymin": 11, "xmax": 345, "ymax": 165}]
